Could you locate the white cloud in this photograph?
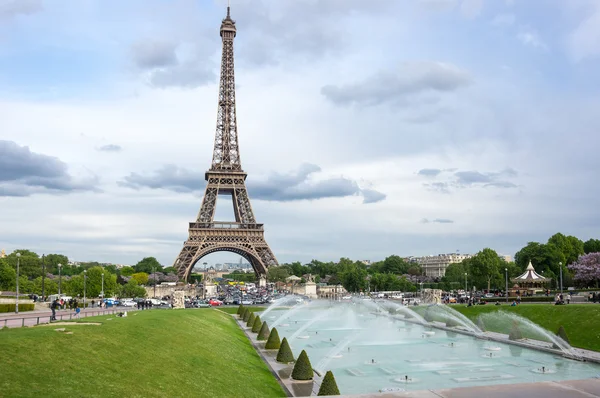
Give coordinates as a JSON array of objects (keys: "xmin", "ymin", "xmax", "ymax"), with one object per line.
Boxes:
[
  {"xmin": 566, "ymin": 2, "xmax": 600, "ymax": 62},
  {"xmin": 517, "ymin": 28, "xmax": 548, "ymax": 50}
]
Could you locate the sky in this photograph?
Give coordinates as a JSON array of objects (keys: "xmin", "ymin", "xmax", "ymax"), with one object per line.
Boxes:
[{"xmin": 1, "ymin": 0, "xmax": 600, "ymax": 267}]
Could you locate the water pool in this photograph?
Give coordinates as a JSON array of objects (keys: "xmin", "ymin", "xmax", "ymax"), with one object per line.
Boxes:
[{"xmin": 261, "ymin": 303, "xmax": 600, "ymax": 395}]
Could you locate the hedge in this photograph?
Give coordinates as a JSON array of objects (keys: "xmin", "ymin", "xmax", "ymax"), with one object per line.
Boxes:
[
  {"xmin": 291, "ymin": 350, "xmax": 313, "ymax": 380},
  {"xmin": 258, "ymin": 321, "xmax": 270, "ymax": 340},
  {"xmin": 265, "ymin": 328, "xmax": 281, "ymax": 349},
  {"xmin": 246, "ymin": 312, "xmax": 256, "ymax": 328},
  {"xmin": 252, "ymin": 315, "xmax": 262, "ymax": 333},
  {"xmin": 481, "ymin": 296, "xmax": 554, "ymax": 303},
  {"xmin": 276, "ymin": 337, "xmax": 294, "ymax": 363},
  {"xmin": 0, "ymin": 304, "xmax": 35, "ymax": 313},
  {"xmin": 318, "ymin": 371, "xmax": 340, "ymax": 396}
]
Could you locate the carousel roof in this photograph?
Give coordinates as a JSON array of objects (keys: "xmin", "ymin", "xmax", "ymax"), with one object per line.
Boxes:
[{"xmin": 512, "ymin": 261, "xmax": 549, "ymax": 282}]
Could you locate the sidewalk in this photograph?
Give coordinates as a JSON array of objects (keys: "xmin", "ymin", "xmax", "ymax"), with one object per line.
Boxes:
[{"xmin": 0, "ymin": 307, "xmax": 133, "ymax": 328}]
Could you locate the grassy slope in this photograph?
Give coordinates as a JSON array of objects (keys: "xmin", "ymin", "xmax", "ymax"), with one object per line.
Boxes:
[
  {"xmin": 0, "ymin": 309, "xmax": 285, "ymax": 398},
  {"xmin": 217, "ymin": 306, "xmax": 264, "ymax": 314},
  {"xmin": 452, "ymin": 304, "xmax": 600, "ymax": 351}
]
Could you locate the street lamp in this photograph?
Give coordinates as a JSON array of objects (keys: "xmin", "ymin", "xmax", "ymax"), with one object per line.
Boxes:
[
  {"xmin": 464, "ymin": 273, "xmax": 468, "ymax": 296},
  {"xmin": 41, "ymin": 254, "xmax": 46, "ymax": 301},
  {"xmin": 505, "ymin": 268, "xmax": 508, "ymax": 303},
  {"xmin": 83, "ymin": 270, "xmax": 87, "ymax": 309},
  {"xmin": 15, "ymin": 253, "xmax": 21, "ymax": 314},
  {"xmin": 58, "ymin": 263, "xmax": 62, "ymax": 295},
  {"xmin": 559, "ymin": 261, "xmax": 563, "ymax": 295},
  {"xmin": 153, "ymin": 266, "xmax": 156, "ymax": 298},
  {"xmin": 101, "ymin": 272, "xmax": 104, "ymax": 299}
]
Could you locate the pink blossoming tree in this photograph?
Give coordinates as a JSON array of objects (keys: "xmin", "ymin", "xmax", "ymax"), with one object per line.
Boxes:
[{"xmin": 568, "ymin": 253, "xmax": 600, "ymax": 287}]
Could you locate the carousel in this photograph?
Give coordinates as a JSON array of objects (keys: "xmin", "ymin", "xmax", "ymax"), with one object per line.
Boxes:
[{"xmin": 510, "ymin": 261, "xmax": 550, "ymax": 296}]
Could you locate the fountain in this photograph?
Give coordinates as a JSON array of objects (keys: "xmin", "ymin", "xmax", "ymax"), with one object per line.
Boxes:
[
  {"xmin": 253, "ymin": 298, "xmax": 598, "ymax": 395},
  {"xmin": 477, "ymin": 312, "xmax": 582, "ymax": 359},
  {"xmin": 259, "ymin": 296, "xmax": 301, "ymax": 319}
]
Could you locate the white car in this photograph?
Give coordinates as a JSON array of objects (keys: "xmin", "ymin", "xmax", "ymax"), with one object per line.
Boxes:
[{"xmin": 121, "ymin": 300, "xmax": 137, "ymax": 307}]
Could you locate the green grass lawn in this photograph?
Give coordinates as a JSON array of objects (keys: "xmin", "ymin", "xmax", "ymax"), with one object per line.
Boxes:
[
  {"xmin": 217, "ymin": 305, "xmax": 265, "ymax": 314},
  {"xmin": 451, "ymin": 304, "xmax": 600, "ymax": 352},
  {"xmin": 0, "ymin": 309, "xmax": 285, "ymax": 398}
]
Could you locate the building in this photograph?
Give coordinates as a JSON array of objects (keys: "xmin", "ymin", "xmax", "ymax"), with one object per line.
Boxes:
[{"xmin": 409, "ymin": 253, "xmax": 473, "ymax": 277}]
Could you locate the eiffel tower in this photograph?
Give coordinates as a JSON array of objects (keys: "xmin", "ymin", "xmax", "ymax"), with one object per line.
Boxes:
[{"xmin": 173, "ymin": 6, "xmax": 278, "ymax": 284}]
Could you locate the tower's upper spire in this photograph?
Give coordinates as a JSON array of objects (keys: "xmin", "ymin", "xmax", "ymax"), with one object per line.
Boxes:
[
  {"xmin": 220, "ymin": 3, "xmax": 236, "ymax": 38},
  {"xmin": 211, "ymin": 2, "xmax": 241, "ymax": 172}
]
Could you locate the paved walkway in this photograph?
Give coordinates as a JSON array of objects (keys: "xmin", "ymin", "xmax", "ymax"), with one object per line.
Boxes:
[{"xmin": 0, "ymin": 307, "xmax": 134, "ymax": 328}]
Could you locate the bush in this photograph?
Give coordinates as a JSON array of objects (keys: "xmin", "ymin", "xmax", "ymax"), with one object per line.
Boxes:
[
  {"xmin": 242, "ymin": 308, "xmax": 250, "ymax": 322},
  {"xmin": 291, "ymin": 350, "xmax": 313, "ymax": 380},
  {"xmin": 276, "ymin": 337, "xmax": 294, "ymax": 363},
  {"xmin": 265, "ymin": 327, "xmax": 281, "ymax": 349},
  {"xmin": 482, "ymin": 296, "xmax": 554, "ymax": 303},
  {"xmin": 508, "ymin": 322, "xmax": 523, "ymax": 341},
  {"xmin": 237, "ymin": 304, "xmax": 244, "ymax": 316},
  {"xmin": 556, "ymin": 325, "xmax": 571, "ymax": 345},
  {"xmin": 258, "ymin": 321, "xmax": 270, "ymax": 341},
  {"xmin": 0, "ymin": 304, "xmax": 35, "ymax": 313},
  {"xmin": 252, "ymin": 315, "xmax": 262, "ymax": 333},
  {"xmin": 246, "ymin": 312, "xmax": 256, "ymax": 328},
  {"xmin": 318, "ymin": 370, "xmax": 340, "ymax": 396}
]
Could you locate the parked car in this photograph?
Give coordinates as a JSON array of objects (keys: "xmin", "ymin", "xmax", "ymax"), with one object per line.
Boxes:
[
  {"xmin": 209, "ymin": 299, "xmax": 223, "ymax": 306},
  {"xmin": 197, "ymin": 301, "xmax": 211, "ymax": 308},
  {"xmin": 241, "ymin": 299, "xmax": 253, "ymax": 305},
  {"xmin": 121, "ymin": 300, "xmax": 137, "ymax": 307}
]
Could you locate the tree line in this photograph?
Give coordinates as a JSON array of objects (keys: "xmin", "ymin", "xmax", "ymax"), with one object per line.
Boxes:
[{"xmin": 0, "ymin": 252, "xmax": 177, "ymax": 298}]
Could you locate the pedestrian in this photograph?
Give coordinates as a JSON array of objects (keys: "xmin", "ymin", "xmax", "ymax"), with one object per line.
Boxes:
[
  {"xmin": 75, "ymin": 306, "xmax": 81, "ymax": 319},
  {"xmin": 593, "ymin": 292, "xmax": 597, "ymax": 304},
  {"xmin": 51, "ymin": 299, "xmax": 58, "ymax": 321}
]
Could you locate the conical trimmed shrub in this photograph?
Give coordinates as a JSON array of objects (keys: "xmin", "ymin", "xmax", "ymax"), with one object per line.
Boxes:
[
  {"xmin": 258, "ymin": 321, "xmax": 270, "ymax": 340},
  {"xmin": 276, "ymin": 337, "xmax": 294, "ymax": 363},
  {"xmin": 318, "ymin": 370, "xmax": 340, "ymax": 396},
  {"xmin": 508, "ymin": 322, "xmax": 522, "ymax": 341},
  {"xmin": 557, "ymin": 325, "xmax": 570, "ymax": 344},
  {"xmin": 252, "ymin": 315, "xmax": 262, "ymax": 333},
  {"xmin": 246, "ymin": 312, "xmax": 256, "ymax": 328},
  {"xmin": 265, "ymin": 327, "xmax": 281, "ymax": 349},
  {"xmin": 242, "ymin": 308, "xmax": 250, "ymax": 322},
  {"xmin": 291, "ymin": 350, "xmax": 313, "ymax": 380},
  {"xmin": 237, "ymin": 304, "xmax": 244, "ymax": 315}
]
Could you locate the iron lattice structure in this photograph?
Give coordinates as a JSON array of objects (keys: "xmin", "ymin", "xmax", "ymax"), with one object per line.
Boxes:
[{"xmin": 173, "ymin": 7, "xmax": 278, "ymax": 283}]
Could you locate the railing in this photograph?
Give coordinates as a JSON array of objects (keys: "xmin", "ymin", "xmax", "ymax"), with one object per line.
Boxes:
[
  {"xmin": 1, "ymin": 308, "xmax": 138, "ymax": 329},
  {"xmin": 189, "ymin": 222, "xmax": 263, "ymax": 230}
]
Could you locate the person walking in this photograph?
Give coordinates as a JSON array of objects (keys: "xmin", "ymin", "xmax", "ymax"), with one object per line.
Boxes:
[{"xmin": 50, "ymin": 299, "xmax": 58, "ymax": 321}]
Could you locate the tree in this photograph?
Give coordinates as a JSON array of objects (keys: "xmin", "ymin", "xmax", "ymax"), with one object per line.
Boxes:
[
  {"xmin": 131, "ymin": 272, "xmax": 149, "ymax": 286},
  {"xmin": 568, "ymin": 253, "xmax": 600, "ymax": 287},
  {"xmin": 252, "ymin": 315, "xmax": 262, "ymax": 333},
  {"xmin": 242, "ymin": 308, "xmax": 250, "ymax": 322},
  {"xmin": 4, "ymin": 250, "xmax": 42, "ymax": 279},
  {"xmin": 276, "ymin": 337, "xmax": 294, "ymax": 363},
  {"xmin": 267, "ymin": 266, "xmax": 291, "ymax": 283},
  {"xmin": 291, "ymin": 350, "xmax": 313, "ymax": 380},
  {"xmin": 467, "ymin": 248, "xmax": 505, "ymax": 291},
  {"xmin": 236, "ymin": 304, "xmax": 244, "ymax": 315},
  {"xmin": 120, "ymin": 266, "xmax": 135, "ymax": 277},
  {"xmin": 43, "ymin": 254, "xmax": 69, "ymax": 274},
  {"xmin": 0, "ymin": 262, "xmax": 16, "ymax": 290},
  {"xmin": 382, "ymin": 255, "xmax": 409, "ymax": 274},
  {"xmin": 134, "ymin": 257, "xmax": 162, "ymax": 274},
  {"xmin": 258, "ymin": 321, "xmax": 270, "ymax": 341},
  {"xmin": 32, "ymin": 276, "xmax": 58, "ymax": 296},
  {"xmin": 265, "ymin": 327, "xmax": 281, "ymax": 349},
  {"xmin": 118, "ymin": 279, "xmax": 147, "ymax": 298},
  {"xmin": 584, "ymin": 239, "xmax": 600, "ymax": 254},
  {"xmin": 318, "ymin": 371, "xmax": 340, "ymax": 396}
]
